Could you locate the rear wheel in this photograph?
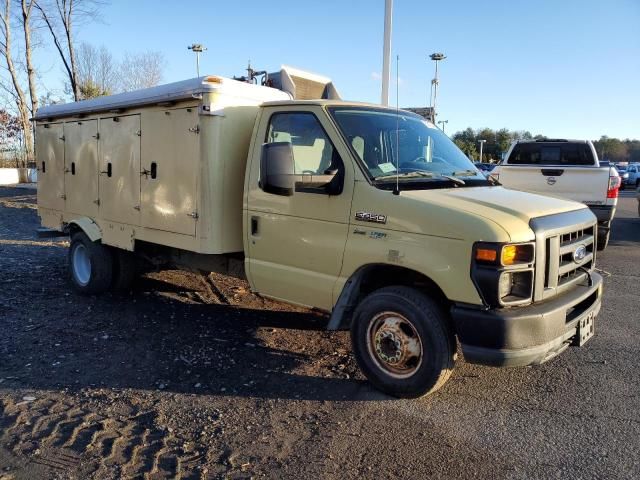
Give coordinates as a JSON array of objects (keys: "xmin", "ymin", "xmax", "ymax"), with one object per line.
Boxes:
[
  {"xmin": 68, "ymin": 231, "xmax": 113, "ymax": 294},
  {"xmin": 350, "ymin": 286, "xmax": 455, "ymax": 398}
]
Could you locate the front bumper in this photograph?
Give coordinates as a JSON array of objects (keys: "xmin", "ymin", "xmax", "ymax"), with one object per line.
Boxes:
[{"xmin": 452, "ymin": 272, "xmax": 603, "ymax": 367}]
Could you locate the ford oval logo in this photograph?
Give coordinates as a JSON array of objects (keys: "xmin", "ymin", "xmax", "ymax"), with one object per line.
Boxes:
[
  {"xmin": 547, "ymin": 177, "xmax": 557, "ymax": 185},
  {"xmin": 573, "ymin": 245, "xmax": 587, "ymax": 263}
]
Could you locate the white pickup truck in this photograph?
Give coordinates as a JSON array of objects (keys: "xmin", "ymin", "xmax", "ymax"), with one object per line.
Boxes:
[{"xmin": 491, "ymin": 139, "xmax": 620, "ymax": 250}]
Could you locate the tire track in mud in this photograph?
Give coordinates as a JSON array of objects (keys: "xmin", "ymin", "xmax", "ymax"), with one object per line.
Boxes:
[{"xmin": 0, "ymin": 397, "xmax": 190, "ymax": 479}]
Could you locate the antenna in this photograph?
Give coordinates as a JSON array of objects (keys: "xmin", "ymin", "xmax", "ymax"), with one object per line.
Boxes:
[{"xmin": 393, "ymin": 54, "xmax": 400, "ymax": 196}]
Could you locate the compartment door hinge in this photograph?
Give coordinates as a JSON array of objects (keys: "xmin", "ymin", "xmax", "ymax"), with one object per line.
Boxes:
[
  {"xmin": 188, "ymin": 125, "xmax": 200, "ymax": 134},
  {"xmin": 187, "ymin": 211, "xmax": 199, "ymax": 219}
]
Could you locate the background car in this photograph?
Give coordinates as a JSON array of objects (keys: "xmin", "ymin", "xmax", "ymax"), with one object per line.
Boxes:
[
  {"xmin": 626, "ymin": 163, "xmax": 640, "ymax": 187},
  {"xmin": 615, "ymin": 165, "xmax": 629, "ymax": 189}
]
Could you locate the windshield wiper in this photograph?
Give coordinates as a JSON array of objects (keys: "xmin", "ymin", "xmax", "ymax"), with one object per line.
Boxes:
[
  {"xmin": 375, "ymin": 171, "xmax": 434, "ymax": 181},
  {"xmin": 438, "ymin": 174, "xmax": 466, "ymax": 185},
  {"xmin": 451, "ymin": 170, "xmax": 478, "ymax": 177}
]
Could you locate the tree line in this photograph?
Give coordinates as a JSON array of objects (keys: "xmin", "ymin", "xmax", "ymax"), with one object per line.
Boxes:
[
  {"xmin": 451, "ymin": 127, "xmax": 640, "ymax": 164},
  {"xmin": 0, "ymin": 0, "xmax": 165, "ymax": 167}
]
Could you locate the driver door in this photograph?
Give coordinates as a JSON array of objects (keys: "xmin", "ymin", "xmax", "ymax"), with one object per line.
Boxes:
[{"xmin": 245, "ymin": 108, "xmax": 354, "ymax": 310}]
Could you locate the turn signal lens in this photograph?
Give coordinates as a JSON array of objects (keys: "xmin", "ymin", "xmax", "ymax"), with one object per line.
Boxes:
[
  {"xmin": 476, "ymin": 248, "xmax": 497, "ymax": 262},
  {"xmin": 501, "ymin": 244, "xmax": 534, "ymax": 265},
  {"xmin": 501, "ymin": 245, "xmax": 518, "ymax": 265}
]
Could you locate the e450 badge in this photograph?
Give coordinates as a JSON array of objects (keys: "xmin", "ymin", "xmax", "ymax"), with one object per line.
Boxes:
[{"xmin": 355, "ymin": 211, "xmax": 387, "ymax": 224}]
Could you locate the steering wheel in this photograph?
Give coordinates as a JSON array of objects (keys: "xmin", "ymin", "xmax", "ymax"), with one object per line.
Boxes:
[{"xmin": 399, "ymin": 156, "xmax": 428, "ymax": 169}]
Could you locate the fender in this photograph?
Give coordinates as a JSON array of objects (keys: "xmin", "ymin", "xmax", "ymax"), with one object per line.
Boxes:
[
  {"xmin": 327, "ymin": 263, "xmax": 451, "ymax": 331},
  {"xmin": 67, "ymin": 217, "xmax": 102, "ymax": 242}
]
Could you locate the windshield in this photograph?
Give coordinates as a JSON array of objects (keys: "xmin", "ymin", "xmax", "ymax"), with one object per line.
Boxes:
[{"xmin": 329, "ymin": 107, "xmax": 488, "ymax": 187}]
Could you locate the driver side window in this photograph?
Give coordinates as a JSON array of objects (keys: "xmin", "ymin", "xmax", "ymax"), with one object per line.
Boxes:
[{"xmin": 266, "ymin": 112, "xmax": 339, "ymax": 175}]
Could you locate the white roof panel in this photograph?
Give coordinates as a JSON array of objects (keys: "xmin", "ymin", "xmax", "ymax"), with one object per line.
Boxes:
[{"xmin": 34, "ymin": 76, "xmax": 291, "ymax": 120}]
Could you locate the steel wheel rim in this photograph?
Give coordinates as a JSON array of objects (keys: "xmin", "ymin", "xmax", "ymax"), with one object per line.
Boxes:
[
  {"xmin": 72, "ymin": 244, "xmax": 91, "ymax": 286},
  {"xmin": 366, "ymin": 311, "xmax": 423, "ymax": 379}
]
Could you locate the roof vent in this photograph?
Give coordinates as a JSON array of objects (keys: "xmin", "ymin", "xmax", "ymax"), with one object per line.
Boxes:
[{"xmin": 268, "ymin": 65, "xmax": 340, "ymax": 100}]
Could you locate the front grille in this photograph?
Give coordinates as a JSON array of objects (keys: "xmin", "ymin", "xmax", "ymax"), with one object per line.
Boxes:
[
  {"xmin": 530, "ymin": 209, "xmax": 597, "ymax": 303},
  {"xmin": 542, "ymin": 225, "xmax": 595, "ymax": 295}
]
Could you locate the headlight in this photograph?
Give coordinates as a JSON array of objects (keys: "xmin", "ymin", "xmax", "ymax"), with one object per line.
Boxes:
[
  {"xmin": 498, "ymin": 272, "xmax": 512, "ymax": 298},
  {"xmin": 472, "ymin": 242, "xmax": 535, "ymax": 307},
  {"xmin": 475, "ymin": 243, "xmax": 534, "ymax": 266}
]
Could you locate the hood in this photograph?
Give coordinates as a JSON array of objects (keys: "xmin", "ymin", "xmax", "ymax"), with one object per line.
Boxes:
[
  {"xmin": 398, "ymin": 186, "xmax": 588, "ymax": 243},
  {"xmin": 404, "ymin": 186, "xmax": 585, "ymax": 221}
]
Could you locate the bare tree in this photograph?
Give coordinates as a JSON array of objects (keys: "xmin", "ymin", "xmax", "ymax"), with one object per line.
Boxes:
[
  {"xmin": 119, "ymin": 50, "xmax": 164, "ymax": 92},
  {"xmin": 0, "ymin": 0, "xmax": 33, "ymax": 160},
  {"xmin": 19, "ymin": 0, "xmax": 37, "ymax": 114},
  {"xmin": 75, "ymin": 41, "xmax": 116, "ymax": 98},
  {"xmin": 35, "ymin": 0, "xmax": 105, "ymax": 101}
]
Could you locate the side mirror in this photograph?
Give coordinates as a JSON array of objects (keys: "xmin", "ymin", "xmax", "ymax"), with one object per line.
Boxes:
[{"xmin": 260, "ymin": 142, "xmax": 295, "ymax": 196}]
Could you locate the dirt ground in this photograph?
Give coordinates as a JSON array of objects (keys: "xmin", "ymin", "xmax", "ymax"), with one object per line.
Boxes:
[
  {"xmin": 0, "ymin": 187, "xmax": 363, "ymax": 479},
  {"xmin": 1, "ymin": 186, "xmax": 639, "ymax": 480}
]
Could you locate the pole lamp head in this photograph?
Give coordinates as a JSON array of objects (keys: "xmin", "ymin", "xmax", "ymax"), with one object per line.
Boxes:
[{"xmin": 188, "ymin": 44, "xmax": 207, "ymax": 53}]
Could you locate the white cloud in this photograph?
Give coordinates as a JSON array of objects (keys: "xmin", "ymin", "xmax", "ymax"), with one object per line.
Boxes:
[{"xmin": 371, "ymin": 71, "xmax": 404, "ymax": 86}]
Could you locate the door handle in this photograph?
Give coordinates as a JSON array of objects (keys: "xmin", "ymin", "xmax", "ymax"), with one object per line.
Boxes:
[
  {"xmin": 100, "ymin": 163, "xmax": 112, "ymax": 177},
  {"xmin": 541, "ymin": 169, "xmax": 564, "ymax": 176},
  {"xmin": 251, "ymin": 216, "xmax": 259, "ymax": 236}
]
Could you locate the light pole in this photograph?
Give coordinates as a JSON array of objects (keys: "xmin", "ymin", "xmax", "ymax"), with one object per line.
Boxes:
[
  {"xmin": 429, "ymin": 52, "xmax": 446, "ymax": 123},
  {"xmin": 437, "ymin": 119, "xmax": 449, "ymax": 133},
  {"xmin": 381, "ymin": 0, "xmax": 393, "ymax": 105},
  {"xmin": 188, "ymin": 43, "xmax": 207, "ymax": 77},
  {"xmin": 478, "ymin": 139, "xmax": 486, "ymax": 162}
]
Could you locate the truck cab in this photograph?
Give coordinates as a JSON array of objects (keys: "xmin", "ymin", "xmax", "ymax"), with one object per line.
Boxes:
[{"xmin": 244, "ymin": 101, "xmax": 602, "ymax": 396}]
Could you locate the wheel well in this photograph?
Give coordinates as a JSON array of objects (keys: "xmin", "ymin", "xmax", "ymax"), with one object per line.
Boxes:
[
  {"xmin": 327, "ymin": 264, "xmax": 450, "ymax": 330},
  {"xmin": 67, "ymin": 223, "xmax": 81, "ymax": 237},
  {"xmin": 65, "ymin": 218, "xmax": 102, "ymax": 243}
]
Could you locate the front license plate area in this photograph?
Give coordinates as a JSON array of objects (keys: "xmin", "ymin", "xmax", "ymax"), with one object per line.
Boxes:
[{"xmin": 574, "ymin": 312, "xmax": 595, "ymax": 346}]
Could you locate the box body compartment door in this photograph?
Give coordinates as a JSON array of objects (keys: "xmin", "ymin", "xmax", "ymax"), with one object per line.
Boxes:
[
  {"xmin": 36, "ymin": 123, "xmax": 65, "ymax": 211},
  {"xmin": 99, "ymin": 115, "xmax": 141, "ymax": 225},
  {"xmin": 64, "ymin": 120, "xmax": 98, "ymax": 216},
  {"xmin": 141, "ymin": 107, "xmax": 199, "ymax": 236}
]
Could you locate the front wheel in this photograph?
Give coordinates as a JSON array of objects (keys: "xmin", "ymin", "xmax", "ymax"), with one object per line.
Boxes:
[{"xmin": 351, "ymin": 286, "xmax": 455, "ymax": 398}]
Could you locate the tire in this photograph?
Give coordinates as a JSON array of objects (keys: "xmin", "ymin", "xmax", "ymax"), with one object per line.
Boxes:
[
  {"xmin": 111, "ymin": 248, "xmax": 137, "ymax": 291},
  {"xmin": 68, "ymin": 231, "xmax": 113, "ymax": 294},
  {"xmin": 350, "ymin": 286, "xmax": 455, "ymax": 398},
  {"xmin": 597, "ymin": 228, "xmax": 610, "ymax": 251}
]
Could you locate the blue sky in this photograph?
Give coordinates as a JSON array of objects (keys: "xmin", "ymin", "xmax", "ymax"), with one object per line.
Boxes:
[{"xmin": 29, "ymin": 0, "xmax": 640, "ymax": 139}]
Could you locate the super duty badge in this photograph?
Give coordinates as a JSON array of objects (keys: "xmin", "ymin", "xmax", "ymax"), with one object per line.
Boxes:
[{"xmin": 355, "ymin": 211, "xmax": 387, "ymax": 224}]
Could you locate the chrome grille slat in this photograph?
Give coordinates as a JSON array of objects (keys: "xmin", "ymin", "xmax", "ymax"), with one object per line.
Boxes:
[
  {"xmin": 559, "ymin": 235, "xmax": 594, "ymax": 255},
  {"xmin": 558, "ymin": 253, "xmax": 593, "ymax": 275}
]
